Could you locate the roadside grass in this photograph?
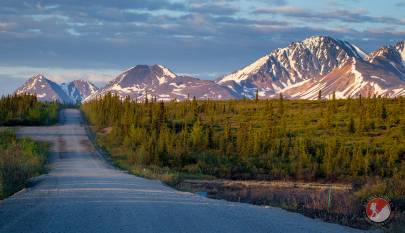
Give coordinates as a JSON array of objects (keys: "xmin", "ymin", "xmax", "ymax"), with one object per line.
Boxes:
[
  {"xmin": 121, "ymin": 163, "xmax": 213, "ymax": 186},
  {"xmin": 0, "ymin": 129, "xmax": 49, "ymax": 199},
  {"xmin": 97, "ymin": 139, "xmax": 214, "ymax": 186}
]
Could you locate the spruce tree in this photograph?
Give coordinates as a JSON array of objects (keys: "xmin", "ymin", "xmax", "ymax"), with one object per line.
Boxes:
[
  {"xmin": 348, "ymin": 117, "xmax": 355, "ymax": 134},
  {"xmin": 191, "ymin": 120, "xmax": 202, "ymax": 148},
  {"xmin": 381, "ymin": 102, "xmax": 388, "ymax": 121}
]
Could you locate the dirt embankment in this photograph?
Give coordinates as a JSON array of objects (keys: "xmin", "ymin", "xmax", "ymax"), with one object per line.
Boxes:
[{"xmin": 177, "ymin": 179, "xmax": 370, "ymax": 229}]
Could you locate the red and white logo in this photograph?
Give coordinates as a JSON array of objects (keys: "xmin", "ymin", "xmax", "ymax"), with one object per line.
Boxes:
[{"xmin": 365, "ymin": 197, "xmax": 391, "ymax": 223}]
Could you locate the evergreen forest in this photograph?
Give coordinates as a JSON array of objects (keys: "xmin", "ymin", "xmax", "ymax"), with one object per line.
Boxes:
[{"xmin": 82, "ymin": 94, "xmax": 405, "ymax": 184}]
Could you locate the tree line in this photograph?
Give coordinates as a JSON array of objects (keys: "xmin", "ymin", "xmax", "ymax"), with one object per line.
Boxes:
[
  {"xmin": 82, "ymin": 93, "xmax": 404, "ymax": 181},
  {"xmin": 0, "ymin": 94, "xmax": 58, "ymax": 126}
]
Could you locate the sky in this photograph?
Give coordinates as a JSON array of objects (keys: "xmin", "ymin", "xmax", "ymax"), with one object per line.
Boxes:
[{"xmin": 0, "ymin": 0, "xmax": 404, "ymax": 94}]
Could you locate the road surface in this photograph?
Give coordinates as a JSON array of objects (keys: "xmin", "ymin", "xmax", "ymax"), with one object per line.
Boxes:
[{"xmin": 0, "ymin": 109, "xmax": 368, "ymax": 233}]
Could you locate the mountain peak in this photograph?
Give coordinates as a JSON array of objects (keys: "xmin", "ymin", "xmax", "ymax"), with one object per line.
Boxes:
[
  {"xmin": 302, "ymin": 35, "xmax": 334, "ymax": 45},
  {"xmin": 120, "ymin": 64, "xmax": 177, "ymax": 78},
  {"xmin": 61, "ymin": 79, "xmax": 98, "ymax": 103},
  {"xmin": 16, "ymin": 74, "xmax": 73, "ymax": 103},
  {"xmin": 16, "ymin": 74, "xmax": 98, "ymax": 104},
  {"xmin": 21, "ymin": 74, "xmax": 50, "ymax": 91},
  {"xmin": 218, "ymin": 36, "xmax": 347, "ymax": 86},
  {"xmin": 217, "ymin": 35, "xmax": 366, "ymax": 97},
  {"xmin": 396, "ymin": 40, "xmax": 405, "ymax": 47},
  {"xmin": 366, "ymin": 45, "xmax": 405, "ymax": 78},
  {"xmin": 217, "ymin": 36, "xmax": 404, "ymax": 99},
  {"xmin": 30, "ymin": 74, "xmax": 47, "ymax": 81},
  {"xmin": 155, "ymin": 64, "xmax": 177, "ymax": 78},
  {"xmin": 124, "ymin": 64, "xmax": 177, "ymax": 78},
  {"xmin": 367, "ymin": 45, "xmax": 397, "ymax": 59},
  {"xmin": 34, "ymin": 74, "xmax": 45, "ymax": 78},
  {"xmin": 395, "ymin": 40, "xmax": 405, "ymax": 62},
  {"xmin": 107, "ymin": 64, "xmax": 178, "ymax": 89},
  {"xmin": 85, "ymin": 64, "xmax": 237, "ymax": 102}
]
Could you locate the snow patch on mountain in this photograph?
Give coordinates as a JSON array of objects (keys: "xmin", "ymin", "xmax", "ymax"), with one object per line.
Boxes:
[
  {"xmin": 85, "ymin": 65, "xmax": 238, "ymax": 102},
  {"xmin": 158, "ymin": 65, "xmax": 176, "ymax": 78},
  {"xmin": 16, "ymin": 74, "xmax": 74, "ymax": 103},
  {"xmin": 218, "ymin": 55, "xmax": 270, "ymax": 84},
  {"xmin": 395, "ymin": 41, "xmax": 405, "ymax": 62},
  {"xmin": 218, "ymin": 36, "xmax": 405, "ymax": 99},
  {"xmin": 16, "ymin": 75, "xmax": 98, "ymax": 103},
  {"xmin": 15, "ymin": 38, "xmax": 405, "ymax": 102},
  {"xmin": 61, "ymin": 80, "xmax": 98, "ymax": 103}
]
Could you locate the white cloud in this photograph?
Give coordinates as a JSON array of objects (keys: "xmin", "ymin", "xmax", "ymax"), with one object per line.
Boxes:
[
  {"xmin": 0, "ymin": 22, "xmax": 15, "ymax": 31},
  {"xmin": 66, "ymin": 28, "xmax": 81, "ymax": 36}
]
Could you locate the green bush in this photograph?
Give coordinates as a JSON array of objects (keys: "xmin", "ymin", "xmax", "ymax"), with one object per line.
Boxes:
[{"xmin": 0, "ymin": 129, "xmax": 48, "ymax": 198}]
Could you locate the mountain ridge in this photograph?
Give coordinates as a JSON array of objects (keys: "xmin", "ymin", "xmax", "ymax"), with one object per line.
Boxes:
[
  {"xmin": 61, "ymin": 79, "xmax": 98, "ymax": 103},
  {"xmin": 15, "ymin": 75, "xmax": 98, "ymax": 103},
  {"xmin": 14, "ymin": 36, "xmax": 405, "ymax": 102},
  {"xmin": 84, "ymin": 64, "xmax": 238, "ymax": 102},
  {"xmin": 216, "ymin": 36, "xmax": 405, "ymax": 99}
]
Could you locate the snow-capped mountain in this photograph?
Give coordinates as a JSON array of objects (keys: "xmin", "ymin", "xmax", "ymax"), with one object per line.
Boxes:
[
  {"xmin": 15, "ymin": 75, "xmax": 98, "ymax": 103},
  {"xmin": 217, "ymin": 36, "xmax": 405, "ymax": 99},
  {"xmin": 15, "ymin": 74, "xmax": 74, "ymax": 103},
  {"xmin": 14, "ymin": 36, "xmax": 405, "ymax": 102},
  {"xmin": 366, "ymin": 44, "xmax": 405, "ymax": 77},
  {"xmin": 276, "ymin": 40, "xmax": 405, "ymax": 99},
  {"xmin": 217, "ymin": 36, "xmax": 367, "ymax": 98},
  {"xmin": 277, "ymin": 58, "xmax": 405, "ymax": 99},
  {"xmin": 61, "ymin": 80, "xmax": 98, "ymax": 103},
  {"xmin": 84, "ymin": 65, "xmax": 237, "ymax": 102}
]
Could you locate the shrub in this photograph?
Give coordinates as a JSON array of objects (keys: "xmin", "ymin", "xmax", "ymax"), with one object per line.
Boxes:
[{"xmin": 0, "ymin": 130, "xmax": 48, "ymax": 198}]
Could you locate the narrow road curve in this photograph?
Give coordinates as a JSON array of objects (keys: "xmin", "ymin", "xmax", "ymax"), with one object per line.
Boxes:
[{"xmin": 0, "ymin": 109, "xmax": 367, "ymax": 233}]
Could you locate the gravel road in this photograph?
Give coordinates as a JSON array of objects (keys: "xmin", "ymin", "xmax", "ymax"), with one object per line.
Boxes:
[{"xmin": 0, "ymin": 109, "xmax": 369, "ymax": 233}]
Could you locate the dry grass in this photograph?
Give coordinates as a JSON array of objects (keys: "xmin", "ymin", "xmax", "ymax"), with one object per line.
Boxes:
[{"xmin": 177, "ymin": 179, "xmax": 370, "ymax": 229}]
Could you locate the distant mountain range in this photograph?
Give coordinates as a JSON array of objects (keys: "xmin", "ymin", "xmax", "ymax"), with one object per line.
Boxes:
[
  {"xmin": 14, "ymin": 36, "xmax": 405, "ymax": 103},
  {"xmin": 15, "ymin": 75, "xmax": 98, "ymax": 104},
  {"xmin": 84, "ymin": 65, "xmax": 238, "ymax": 102},
  {"xmin": 216, "ymin": 36, "xmax": 405, "ymax": 99}
]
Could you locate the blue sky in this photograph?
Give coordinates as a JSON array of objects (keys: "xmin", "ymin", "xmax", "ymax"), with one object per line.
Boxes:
[{"xmin": 0, "ymin": 0, "xmax": 404, "ymax": 94}]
